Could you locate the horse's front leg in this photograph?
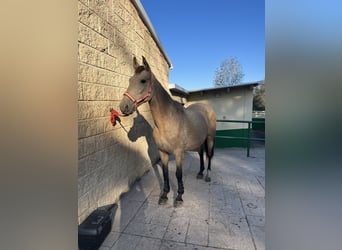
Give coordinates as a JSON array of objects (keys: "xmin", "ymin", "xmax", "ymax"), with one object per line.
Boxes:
[
  {"xmin": 159, "ymin": 150, "xmax": 170, "ymax": 205},
  {"xmin": 175, "ymin": 151, "xmax": 184, "ymax": 205}
]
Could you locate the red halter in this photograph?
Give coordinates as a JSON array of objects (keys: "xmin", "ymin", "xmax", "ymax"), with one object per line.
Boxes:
[{"xmin": 123, "ymin": 75, "xmax": 154, "ymax": 110}]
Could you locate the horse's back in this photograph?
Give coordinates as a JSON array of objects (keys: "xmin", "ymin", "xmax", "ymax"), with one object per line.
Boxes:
[
  {"xmin": 184, "ymin": 103, "xmax": 216, "ymax": 149},
  {"xmin": 186, "ymin": 103, "xmax": 216, "ymax": 130}
]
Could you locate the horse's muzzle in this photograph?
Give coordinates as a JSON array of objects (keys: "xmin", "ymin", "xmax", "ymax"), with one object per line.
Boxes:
[{"xmin": 119, "ymin": 98, "xmax": 134, "ymax": 115}]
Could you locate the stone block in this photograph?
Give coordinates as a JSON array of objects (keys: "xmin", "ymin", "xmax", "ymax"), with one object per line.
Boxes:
[
  {"xmin": 78, "ymin": 119, "xmax": 97, "ymax": 138},
  {"xmin": 78, "ymin": 23, "xmax": 108, "ymax": 52},
  {"xmin": 78, "ymin": 193, "xmax": 89, "ymax": 216},
  {"xmin": 83, "ymin": 83, "xmax": 104, "ymax": 101},
  {"xmin": 89, "ymin": 0, "xmax": 109, "ymax": 20},
  {"xmin": 78, "ymin": 136, "xmax": 96, "ymax": 158},
  {"xmin": 79, "ymin": 0, "xmax": 88, "ymax": 6},
  {"xmin": 78, "ymin": 171, "xmax": 98, "ymax": 197}
]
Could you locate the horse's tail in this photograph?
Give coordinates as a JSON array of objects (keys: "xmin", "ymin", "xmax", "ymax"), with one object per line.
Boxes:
[{"xmin": 204, "ymin": 138, "xmax": 215, "ymax": 159}]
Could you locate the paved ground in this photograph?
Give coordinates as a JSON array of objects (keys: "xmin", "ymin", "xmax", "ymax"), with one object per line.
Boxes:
[{"xmin": 99, "ymin": 147, "xmax": 265, "ymax": 250}]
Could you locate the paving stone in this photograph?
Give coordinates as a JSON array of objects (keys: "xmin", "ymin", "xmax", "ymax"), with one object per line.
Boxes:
[
  {"xmin": 124, "ymin": 182, "xmax": 149, "ymax": 202},
  {"xmin": 101, "ymin": 232, "xmax": 120, "ymax": 248},
  {"xmin": 111, "ymin": 200, "xmax": 144, "ymax": 232},
  {"xmin": 110, "ymin": 234, "xmax": 141, "ymax": 250},
  {"xmin": 241, "ymin": 197, "xmax": 265, "ymax": 217},
  {"xmin": 209, "ymin": 214, "xmax": 254, "ymax": 250},
  {"xmin": 99, "ymin": 147, "xmax": 265, "ymax": 250},
  {"xmin": 124, "ymin": 221, "xmax": 168, "ymax": 239},
  {"xmin": 164, "ymin": 216, "xmax": 190, "ymax": 242},
  {"xmin": 186, "ymin": 217, "xmax": 209, "ymax": 246},
  {"xmin": 98, "ymin": 246, "xmax": 110, "ymax": 250},
  {"xmin": 250, "ymin": 225, "xmax": 265, "ymax": 250},
  {"xmin": 256, "ymin": 175, "xmax": 265, "ymax": 189},
  {"xmin": 247, "ymin": 215, "xmax": 265, "ymax": 227},
  {"xmin": 159, "ymin": 240, "xmax": 197, "ymax": 250},
  {"xmin": 135, "ymin": 237, "xmax": 162, "ymax": 250},
  {"xmin": 131, "ymin": 203, "xmax": 156, "ymax": 224}
]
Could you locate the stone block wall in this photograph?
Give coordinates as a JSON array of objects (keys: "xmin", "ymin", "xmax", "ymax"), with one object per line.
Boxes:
[{"xmin": 78, "ymin": 0, "xmax": 170, "ymax": 223}]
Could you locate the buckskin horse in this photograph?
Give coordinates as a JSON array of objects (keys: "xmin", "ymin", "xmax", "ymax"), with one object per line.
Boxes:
[{"xmin": 119, "ymin": 56, "xmax": 216, "ymax": 205}]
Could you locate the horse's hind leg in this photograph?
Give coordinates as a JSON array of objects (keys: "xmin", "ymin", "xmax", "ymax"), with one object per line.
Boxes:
[
  {"xmin": 196, "ymin": 145, "xmax": 205, "ymax": 179},
  {"xmin": 205, "ymin": 137, "xmax": 215, "ymax": 182},
  {"xmin": 159, "ymin": 150, "xmax": 170, "ymax": 205},
  {"xmin": 175, "ymin": 151, "xmax": 184, "ymax": 205}
]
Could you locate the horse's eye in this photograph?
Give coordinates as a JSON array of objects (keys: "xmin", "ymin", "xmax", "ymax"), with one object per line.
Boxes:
[{"xmin": 140, "ymin": 79, "xmax": 146, "ymax": 84}]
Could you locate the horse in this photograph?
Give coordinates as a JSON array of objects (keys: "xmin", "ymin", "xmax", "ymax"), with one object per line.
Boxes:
[{"xmin": 119, "ymin": 56, "xmax": 216, "ymax": 205}]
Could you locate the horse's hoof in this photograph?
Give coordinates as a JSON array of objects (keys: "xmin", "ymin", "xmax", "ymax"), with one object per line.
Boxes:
[
  {"xmin": 196, "ymin": 173, "xmax": 203, "ymax": 179},
  {"xmin": 174, "ymin": 196, "xmax": 183, "ymax": 207},
  {"xmin": 205, "ymin": 176, "xmax": 211, "ymax": 182},
  {"xmin": 174, "ymin": 199, "xmax": 183, "ymax": 207},
  {"xmin": 158, "ymin": 197, "xmax": 168, "ymax": 205}
]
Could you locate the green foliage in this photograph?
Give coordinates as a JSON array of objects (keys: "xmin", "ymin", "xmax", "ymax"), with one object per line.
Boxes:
[{"xmin": 253, "ymin": 84, "xmax": 265, "ymax": 111}]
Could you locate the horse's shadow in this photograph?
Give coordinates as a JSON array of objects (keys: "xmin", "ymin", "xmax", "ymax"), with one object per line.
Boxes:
[
  {"xmin": 127, "ymin": 111, "xmax": 158, "ymax": 165},
  {"xmin": 127, "ymin": 111, "xmax": 173, "ymax": 197}
]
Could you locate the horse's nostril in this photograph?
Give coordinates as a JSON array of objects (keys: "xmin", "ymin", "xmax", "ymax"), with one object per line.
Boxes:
[{"xmin": 124, "ymin": 105, "xmax": 129, "ymax": 112}]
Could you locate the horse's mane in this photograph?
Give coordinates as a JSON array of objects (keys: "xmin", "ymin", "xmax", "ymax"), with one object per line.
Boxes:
[{"xmin": 135, "ymin": 66, "xmax": 146, "ymax": 74}]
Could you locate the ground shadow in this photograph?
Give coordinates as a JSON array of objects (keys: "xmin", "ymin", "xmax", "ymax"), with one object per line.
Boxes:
[{"xmin": 126, "ymin": 111, "xmax": 165, "ymax": 195}]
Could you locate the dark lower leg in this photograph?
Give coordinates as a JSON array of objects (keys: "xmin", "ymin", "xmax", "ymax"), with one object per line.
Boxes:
[
  {"xmin": 205, "ymin": 139, "xmax": 214, "ymax": 182},
  {"xmin": 162, "ymin": 164, "xmax": 170, "ymax": 195},
  {"xmin": 175, "ymin": 152, "xmax": 184, "ymax": 202},
  {"xmin": 175, "ymin": 168, "xmax": 184, "ymax": 202},
  {"xmin": 205, "ymin": 156, "xmax": 212, "ymax": 182},
  {"xmin": 159, "ymin": 151, "xmax": 169, "ymax": 204},
  {"xmin": 197, "ymin": 146, "xmax": 205, "ymax": 179}
]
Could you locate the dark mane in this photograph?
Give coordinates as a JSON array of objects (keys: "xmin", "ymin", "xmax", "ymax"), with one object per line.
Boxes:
[{"xmin": 135, "ymin": 65, "xmax": 146, "ymax": 74}]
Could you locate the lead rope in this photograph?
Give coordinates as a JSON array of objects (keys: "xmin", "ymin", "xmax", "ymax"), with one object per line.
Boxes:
[{"xmin": 109, "ymin": 108, "xmax": 129, "ymax": 133}]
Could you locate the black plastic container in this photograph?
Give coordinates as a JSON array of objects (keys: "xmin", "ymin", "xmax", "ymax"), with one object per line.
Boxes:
[{"xmin": 78, "ymin": 204, "xmax": 116, "ymax": 250}]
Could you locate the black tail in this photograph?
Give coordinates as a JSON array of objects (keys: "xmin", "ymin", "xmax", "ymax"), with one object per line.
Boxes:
[{"xmin": 204, "ymin": 139, "xmax": 215, "ymax": 159}]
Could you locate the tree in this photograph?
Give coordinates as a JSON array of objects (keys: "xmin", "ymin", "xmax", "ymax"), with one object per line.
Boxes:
[
  {"xmin": 213, "ymin": 57, "xmax": 244, "ymax": 87},
  {"xmin": 253, "ymin": 83, "xmax": 265, "ymax": 111}
]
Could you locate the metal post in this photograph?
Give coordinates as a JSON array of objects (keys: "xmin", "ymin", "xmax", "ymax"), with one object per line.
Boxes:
[{"xmin": 247, "ymin": 122, "xmax": 251, "ymax": 157}]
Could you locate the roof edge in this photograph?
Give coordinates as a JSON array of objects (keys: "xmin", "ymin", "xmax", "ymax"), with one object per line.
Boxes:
[
  {"xmin": 170, "ymin": 81, "xmax": 263, "ymax": 95},
  {"xmin": 131, "ymin": 0, "xmax": 173, "ymax": 69},
  {"xmin": 169, "ymin": 83, "xmax": 189, "ymax": 95}
]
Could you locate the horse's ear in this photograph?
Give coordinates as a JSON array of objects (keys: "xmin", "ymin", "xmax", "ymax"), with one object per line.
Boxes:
[
  {"xmin": 133, "ymin": 56, "xmax": 139, "ymax": 70},
  {"xmin": 142, "ymin": 56, "xmax": 151, "ymax": 71}
]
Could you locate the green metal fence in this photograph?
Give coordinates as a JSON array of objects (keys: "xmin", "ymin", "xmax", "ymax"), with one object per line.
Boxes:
[{"xmin": 216, "ymin": 119, "xmax": 265, "ymax": 157}]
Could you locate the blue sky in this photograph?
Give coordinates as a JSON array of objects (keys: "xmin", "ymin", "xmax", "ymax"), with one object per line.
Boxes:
[{"xmin": 140, "ymin": 0, "xmax": 265, "ymax": 90}]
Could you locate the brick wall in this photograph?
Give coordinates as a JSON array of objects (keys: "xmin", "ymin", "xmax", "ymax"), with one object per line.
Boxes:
[{"xmin": 78, "ymin": 0, "xmax": 169, "ymax": 223}]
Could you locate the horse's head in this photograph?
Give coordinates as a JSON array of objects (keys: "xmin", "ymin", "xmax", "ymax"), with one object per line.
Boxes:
[{"xmin": 119, "ymin": 56, "xmax": 154, "ymax": 115}]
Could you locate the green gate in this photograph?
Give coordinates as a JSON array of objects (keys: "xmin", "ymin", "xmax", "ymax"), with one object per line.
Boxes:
[{"xmin": 215, "ymin": 119, "xmax": 265, "ymax": 157}]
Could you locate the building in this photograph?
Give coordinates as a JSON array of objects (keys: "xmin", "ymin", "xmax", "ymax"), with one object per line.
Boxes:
[{"xmin": 78, "ymin": 0, "xmax": 171, "ymax": 223}]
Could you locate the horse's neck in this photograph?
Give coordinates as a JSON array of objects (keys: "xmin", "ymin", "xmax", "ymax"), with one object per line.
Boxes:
[{"xmin": 149, "ymin": 79, "xmax": 178, "ymax": 128}]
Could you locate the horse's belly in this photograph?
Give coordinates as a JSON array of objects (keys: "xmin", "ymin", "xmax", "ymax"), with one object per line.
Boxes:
[
  {"xmin": 153, "ymin": 128, "xmax": 177, "ymax": 153},
  {"xmin": 184, "ymin": 133, "xmax": 207, "ymax": 151}
]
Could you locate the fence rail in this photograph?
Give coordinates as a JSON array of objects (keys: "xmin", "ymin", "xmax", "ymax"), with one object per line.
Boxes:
[{"xmin": 216, "ymin": 119, "xmax": 265, "ymax": 157}]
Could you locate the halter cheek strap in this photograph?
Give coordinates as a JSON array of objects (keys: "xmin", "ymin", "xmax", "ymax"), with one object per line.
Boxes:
[{"xmin": 123, "ymin": 75, "xmax": 154, "ymax": 110}]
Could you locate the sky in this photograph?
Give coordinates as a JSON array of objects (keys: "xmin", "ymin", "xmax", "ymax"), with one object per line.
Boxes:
[{"xmin": 140, "ymin": 0, "xmax": 265, "ymax": 91}]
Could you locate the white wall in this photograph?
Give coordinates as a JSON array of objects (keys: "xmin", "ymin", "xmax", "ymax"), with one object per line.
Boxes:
[{"xmin": 186, "ymin": 87, "xmax": 254, "ymax": 130}]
